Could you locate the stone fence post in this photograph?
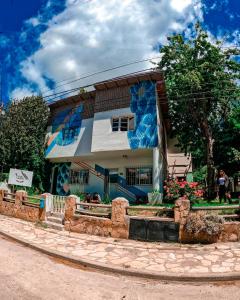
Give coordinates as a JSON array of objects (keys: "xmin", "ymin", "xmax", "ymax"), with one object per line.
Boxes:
[
  {"xmin": 174, "ymin": 197, "xmax": 190, "ymax": 241},
  {"xmin": 39, "ymin": 193, "xmax": 51, "ymax": 221},
  {"xmin": 64, "ymin": 195, "xmax": 77, "ymax": 221},
  {"xmin": 111, "ymin": 197, "xmax": 129, "ymax": 239},
  {"xmin": 0, "ymin": 189, "xmax": 6, "ymax": 203},
  {"xmin": 15, "ymin": 190, "xmax": 27, "ymax": 207},
  {"xmin": 41, "ymin": 193, "xmax": 52, "ymax": 217}
]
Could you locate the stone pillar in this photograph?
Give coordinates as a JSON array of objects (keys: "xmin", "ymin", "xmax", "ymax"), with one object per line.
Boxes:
[
  {"xmin": 42, "ymin": 193, "xmax": 53, "ymax": 216},
  {"xmin": 153, "ymin": 147, "xmax": 160, "ymax": 191},
  {"xmin": 64, "ymin": 195, "xmax": 77, "ymax": 221},
  {"xmin": 0, "ymin": 189, "xmax": 6, "ymax": 213},
  {"xmin": 111, "ymin": 197, "xmax": 129, "ymax": 239},
  {"xmin": 15, "ymin": 190, "xmax": 27, "ymax": 207},
  {"xmin": 40, "ymin": 193, "xmax": 50, "ymax": 221},
  {"xmin": 174, "ymin": 197, "xmax": 190, "ymax": 242},
  {"xmin": 0, "ymin": 189, "xmax": 6, "ymax": 203}
]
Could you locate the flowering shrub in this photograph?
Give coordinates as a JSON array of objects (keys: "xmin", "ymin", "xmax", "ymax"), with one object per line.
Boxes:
[{"xmin": 163, "ymin": 179, "xmax": 204, "ymax": 203}]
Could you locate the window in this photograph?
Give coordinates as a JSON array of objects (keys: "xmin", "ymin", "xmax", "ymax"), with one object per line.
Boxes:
[
  {"xmin": 126, "ymin": 167, "xmax": 152, "ymax": 185},
  {"xmin": 120, "ymin": 117, "xmax": 128, "ymax": 131},
  {"xmin": 112, "ymin": 115, "xmax": 134, "ymax": 132},
  {"xmin": 70, "ymin": 169, "xmax": 89, "ymax": 185},
  {"xmin": 112, "ymin": 118, "xmax": 119, "ymax": 132}
]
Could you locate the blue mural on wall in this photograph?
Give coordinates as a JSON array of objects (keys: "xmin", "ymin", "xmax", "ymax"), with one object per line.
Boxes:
[
  {"xmin": 128, "ymin": 81, "xmax": 158, "ymax": 149},
  {"xmin": 56, "ymin": 163, "xmax": 70, "ymax": 196},
  {"xmin": 52, "ymin": 108, "xmax": 72, "ymax": 133},
  {"xmin": 55, "ymin": 104, "xmax": 83, "ymax": 146},
  {"xmin": 46, "ymin": 104, "xmax": 83, "ymax": 156}
]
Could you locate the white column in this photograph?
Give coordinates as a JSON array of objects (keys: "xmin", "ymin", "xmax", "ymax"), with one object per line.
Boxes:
[{"xmin": 153, "ymin": 147, "xmax": 160, "ymax": 191}]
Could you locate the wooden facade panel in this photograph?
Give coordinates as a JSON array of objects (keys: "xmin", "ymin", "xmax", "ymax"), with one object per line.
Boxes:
[{"xmin": 94, "ymin": 86, "xmax": 131, "ymax": 113}]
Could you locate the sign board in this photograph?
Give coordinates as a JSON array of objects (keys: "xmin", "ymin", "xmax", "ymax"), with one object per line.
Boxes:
[{"xmin": 8, "ymin": 169, "xmax": 33, "ymax": 187}]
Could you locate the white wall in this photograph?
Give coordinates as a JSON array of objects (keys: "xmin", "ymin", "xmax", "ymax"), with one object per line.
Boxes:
[
  {"xmin": 70, "ymin": 150, "xmax": 154, "ymax": 199},
  {"xmin": 84, "ymin": 153, "xmax": 152, "ymax": 176},
  {"xmin": 75, "ymin": 118, "xmax": 94, "ymax": 156},
  {"xmin": 167, "ymin": 138, "xmax": 192, "ymax": 177},
  {"xmin": 91, "ymin": 107, "xmax": 133, "ymax": 152},
  {"xmin": 46, "ymin": 118, "xmax": 94, "ymax": 159}
]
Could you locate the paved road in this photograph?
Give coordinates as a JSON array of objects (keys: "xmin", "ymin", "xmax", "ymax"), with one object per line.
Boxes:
[{"xmin": 0, "ymin": 235, "xmax": 240, "ymax": 300}]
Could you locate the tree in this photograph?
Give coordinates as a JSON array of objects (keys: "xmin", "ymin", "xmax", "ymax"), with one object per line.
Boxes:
[
  {"xmin": 158, "ymin": 23, "xmax": 240, "ymax": 199},
  {"xmin": 0, "ymin": 96, "xmax": 49, "ymax": 191},
  {"xmin": 214, "ymin": 105, "xmax": 240, "ymax": 176}
]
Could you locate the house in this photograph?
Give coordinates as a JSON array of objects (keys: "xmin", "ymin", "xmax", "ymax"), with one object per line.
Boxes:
[{"xmin": 45, "ymin": 70, "xmax": 192, "ymax": 202}]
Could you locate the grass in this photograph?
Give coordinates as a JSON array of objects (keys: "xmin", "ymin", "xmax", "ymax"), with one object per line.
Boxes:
[
  {"xmin": 128, "ymin": 199, "xmax": 239, "ymax": 208},
  {"xmin": 192, "ymin": 199, "xmax": 239, "ymax": 207}
]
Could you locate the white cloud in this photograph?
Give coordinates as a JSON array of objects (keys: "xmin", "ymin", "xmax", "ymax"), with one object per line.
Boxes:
[
  {"xmin": 26, "ymin": 17, "xmax": 40, "ymax": 27},
  {"xmin": 170, "ymin": 0, "xmax": 193, "ymax": 13},
  {"xmin": 11, "ymin": 0, "xmax": 202, "ymax": 100},
  {"xmin": 11, "ymin": 87, "xmax": 35, "ymax": 100}
]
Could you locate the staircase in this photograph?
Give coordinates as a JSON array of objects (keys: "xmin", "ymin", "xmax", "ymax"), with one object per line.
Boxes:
[
  {"xmin": 74, "ymin": 161, "xmax": 138, "ymax": 202},
  {"xmin": 45, "ymin": 212, "xmax": 65, "ymax": 231}
]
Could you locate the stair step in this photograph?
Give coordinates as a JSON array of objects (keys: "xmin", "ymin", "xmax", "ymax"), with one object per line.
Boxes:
[
  {"xmin": 50, "ymin": 212, "xmax": 64, "ymax": 219},
  {"xmin": 47, "ymin": 216, "xmax": 63, "ymax": 224},
  {"xmin": 44, "ymin": 221, "xmax": 65, "ymax": 231}
]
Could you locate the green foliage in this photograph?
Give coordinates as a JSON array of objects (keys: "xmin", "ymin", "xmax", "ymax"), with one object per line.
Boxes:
[
  {"xmin": 193, "ymin": 165, "xmax": 207, "ymax": 183},
  {"xmin": 158, "ymin": 23, "xmax": 240, "ymax": 197},
  {"xmin": 0, "ymin": 172, "xmax": 8, "ymax": 182},
  {"xmin": 213, "ymin": 105, "xmax": 240, "ymax": 175},
  {"xmin": 151, "ymin": 189, "xmax": 161, "ymax": 195},
  {"xmin": 102, "ymin": 195, "xmax": 112, "ymax": 204},
  {"xmin": 0, "ymin": 96, "xmax": 49, "ymax": 192}
]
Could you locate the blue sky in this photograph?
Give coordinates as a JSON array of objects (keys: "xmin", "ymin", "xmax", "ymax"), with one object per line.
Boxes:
[
  {"xmin": 0, "ymin": 0, "xmax": 239, "ymax": 104},
  {"xmin": 0, "ymin": 0, "xmax": 47, "ymax": 32}
]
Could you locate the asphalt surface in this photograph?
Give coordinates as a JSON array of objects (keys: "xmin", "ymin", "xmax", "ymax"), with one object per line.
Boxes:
[{"xmin": 0, "ymin": 234, "xmax": 240, "ymax": 300}]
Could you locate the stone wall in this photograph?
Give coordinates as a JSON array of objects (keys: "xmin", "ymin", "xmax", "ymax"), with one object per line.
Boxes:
[
  {"xmin": 175, "ymin": 198, "xmax": 240, "ymax": 243},
  {"xmin": 0, "ymin": 189, "xmax": 45, "ymax": 222},
  {"xmin": 219, "ymin": 222, "xmax": 240, "ymax": 242},
  {"xmin": 64, "ymin": 196, "xmax": 129, "ymax": 239}
]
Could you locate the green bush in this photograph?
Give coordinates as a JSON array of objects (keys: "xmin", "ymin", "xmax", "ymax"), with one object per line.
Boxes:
[
  {"xmin": 0, "ymin": 173, "xmax": 8, "ymax": 182},
  {"xmin": 193, "ymin": 165, "xmax": 207, "ymax": 183},
  {"xmin": 102, "ymin": 195, "xmax": 112, "ymax": 204}
]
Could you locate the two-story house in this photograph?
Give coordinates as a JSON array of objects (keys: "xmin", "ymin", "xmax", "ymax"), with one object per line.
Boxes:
[{"xmin": 45, "ymin": 71, "xmax": 192, "ymax": 202}]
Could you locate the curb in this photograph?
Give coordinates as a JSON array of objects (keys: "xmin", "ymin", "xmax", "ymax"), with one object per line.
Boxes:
[{"xmin": 1, "ymin": 229, "xmax": 240, "ymax": 282}]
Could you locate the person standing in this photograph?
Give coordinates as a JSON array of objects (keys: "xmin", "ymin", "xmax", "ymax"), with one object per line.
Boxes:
[{"xmin": 216, "ymin": 170, "xmax": 229, "ymax": 203}]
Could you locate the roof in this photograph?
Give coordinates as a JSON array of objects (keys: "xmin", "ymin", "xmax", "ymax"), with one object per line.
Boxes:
[
  {"xmin": 94, "ymin": 70, "xmax": 164, "ymax": 90},
  {"xmin": 48, "ymin": 90, "xmax": 96, "ymax": 109},
  {"xmin": 48, "ymin": 70, "xmax": 167, "ymax": 114}
]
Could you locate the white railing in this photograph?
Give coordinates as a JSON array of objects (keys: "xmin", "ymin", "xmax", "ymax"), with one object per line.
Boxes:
[
  {"xmin": 52, "ymin": 195, "xmax": 66, "ymax": 214},
  {"xmin": 46, "ymin": 194, "xmax": 67, "ymax": 214}
]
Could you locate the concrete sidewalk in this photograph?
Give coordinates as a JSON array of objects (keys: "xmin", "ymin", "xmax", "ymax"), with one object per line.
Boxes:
[{"xmin": 0, "ymin": 214, "xmax": 240, "ymax": 281}]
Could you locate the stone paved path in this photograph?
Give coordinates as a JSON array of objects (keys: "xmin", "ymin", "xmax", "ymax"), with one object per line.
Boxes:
[{"xmin": 0, "ymin": 215, "xmax": 240, "ymax": 277}]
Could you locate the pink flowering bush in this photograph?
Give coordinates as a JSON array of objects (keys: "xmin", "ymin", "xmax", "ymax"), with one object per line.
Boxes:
[{"xmin": 163, "ymin": 179, "xmax": 204, "ymax": 204}]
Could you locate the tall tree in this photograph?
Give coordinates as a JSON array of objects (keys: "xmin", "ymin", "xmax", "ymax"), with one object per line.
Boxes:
[
  {"xmin": 159, "ymin": 23, "xmax": 240, "ymax": 199},
  {"xmin": 0, "ymin": 96, "xmax": 49, "ymax": 191},
  {"xmin": 214, "ymin": 105, "xmax": 240, "ymax": 176}
]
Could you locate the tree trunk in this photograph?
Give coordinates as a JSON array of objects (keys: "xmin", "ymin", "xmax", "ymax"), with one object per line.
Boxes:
[
  {"xmin": 202, "ymin": 121, "xmax": 215, "ymax": 201},
  {"xmin": 206, "ymin": 137, "xmax": 215, "ymax": 200},
  {"xmin": 189, "ymin": 102, "xmax": 216, "ymax": 200}
]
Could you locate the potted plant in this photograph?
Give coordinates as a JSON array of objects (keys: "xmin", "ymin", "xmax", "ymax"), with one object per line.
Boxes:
[{"xmin": 148, "ymin": 189, "xmax": 163, "ymax": 205}]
